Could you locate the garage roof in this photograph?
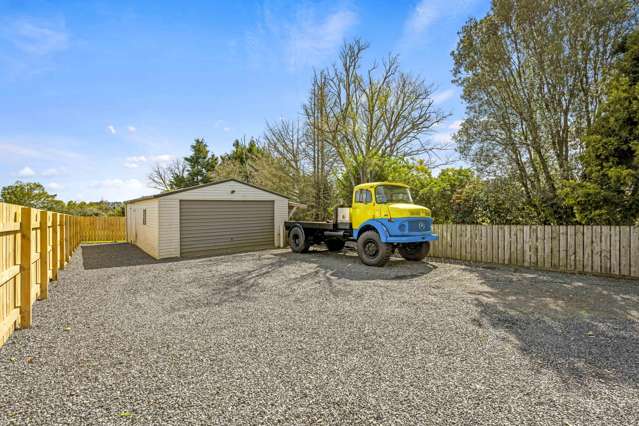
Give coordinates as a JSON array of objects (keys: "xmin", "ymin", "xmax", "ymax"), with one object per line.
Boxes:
[{"xmin": 126, "ymin": 178, "xmax": 290, "ymax": 204}]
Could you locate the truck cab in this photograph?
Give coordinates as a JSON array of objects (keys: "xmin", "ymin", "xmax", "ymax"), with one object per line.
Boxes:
[{"xmin": 285, "ymin": 182, "xmax": 438, "ymax": 266}]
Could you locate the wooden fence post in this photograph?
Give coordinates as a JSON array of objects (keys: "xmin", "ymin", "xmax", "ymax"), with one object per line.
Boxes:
[
  {"xmin": 39, "ymin": 210, "xmax": 49, "ymax": 300},
  {"xmin": 59, "ymin": 214, "xmax": 65, "ymax": 270},
  {"xmin": 19, "ymin": 207, "xmax": 32, "ymax": 328},
  {"xmin": 65, "ymin": 215, "xmax": 70, "ymax": 262},
  {"xmin": 52, "ymin": 212, "xmax": 59, "ymax": 280}
]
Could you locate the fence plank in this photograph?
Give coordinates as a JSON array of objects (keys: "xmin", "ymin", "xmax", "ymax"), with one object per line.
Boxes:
[
  {"xmin": 592, "ymin": 226, "xmax": 601, "ymax": 274},
  {"xmin": 502, "ymin": 226, "xmax": 509, "ymax": 265},
  {"xmin": 610, "ymin": 227, "xmax": 620, "ymax": 276},
  {"xmin": 631, "ymin": 227, "xmax": 639, "ymax": 278},
  {"xmin": 511, "ymin": 225, "xmax": 517, "ymax": 265},
  {"xmin": 475, "ymin": 225, "xmax": 481, "ymax": 262},
  {"xmin": 551, "ymin": 226, "xmax": 560, "ymax": 270},
  {"xmin": 19, "ymin": 207, "xmax": 32, "ymax": 329},
  {"xmin": 51, "ymin": 213, "xmax": 58, "ymax": 280},
  {"xmin": 601, "ymin": 226, "xmax": 611, "ymax": 275},
  {"xmin": 39, "ymin": 211, "xmax": 48, "ymax": 300},
  {"xmin": 620, "ymin": 226, "xmax": 631, "ymax": 276},
  {"xmin": 535, "ymin": 225, "xmax": 542, "ymax": 268},
  {"xmin": 567, "ymin": 226, "xmax": 575, "ymax": 271},
  {"xmin": 530, "ymin": 226, "xmax": 537, "ymax": 267},
  {"xmin": 559, "ymin": 226, "xmax": 567, "ymax": 271},
  {"xmin": 584, "ymin": 226, "xmax": 592, "ymax": 273},
  {"xmin": 575, "ymin": 226, "xmax": 584, "ymax": 272}
]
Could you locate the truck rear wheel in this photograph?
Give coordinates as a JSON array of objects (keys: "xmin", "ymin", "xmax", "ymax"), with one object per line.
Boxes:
[
  {"xmin": 357, "ymin": 230, "xmax": 392, "ymax": 267},
  {"xmin": 325, "ymin": 238, "xmax": 345, "ymax": 252},
  {"xmin": 398, "ymin": 242, "xmax": 430, "ymax": 261},
  {"xmin": 289, "ymin": 226, "xmax": 310, "ymax": 253}
]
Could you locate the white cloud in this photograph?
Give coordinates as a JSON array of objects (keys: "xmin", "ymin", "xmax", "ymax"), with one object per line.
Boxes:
[
  {"xmin": 3, "ymin": 18, "xmax": 69, "ymax": 55},
  {"xmin": 106, "ymin": 125, "xmax": 117, "ymax": 134},
  {"xmin": 432, "ymin": 88, "xmax": 456, "ymax": 104},
  {"xmin": 287, "ymin": 9, "xmax": 357, "ymax": 68},
  {"xmin": 17, "ymin": 166, "xmax": 36, "ymax": 177},
  {"xmin": 247, "ymin": 4, "xmax": 357, "ymax": 70},
  {"xmin": 0, "ymin": 143, "xmax": 39, "ymax": 156},
  {"xmin": 0, "ymin": 140, "xmax": 83, "ymax": 160},
  {"xmin": 124, "ymin": 154, "xmax": 174, "ymax": 168},
  {"xmin": 87, "ymin": 178, "xmax": 154, "ymax": 201},
  {"xmin": 41, "ymin": 167, "xmax": 63, "ymax": 176},
  {"xmin": 90, "ymin": 178, "xmax": 144, "ymax": 189},
  {"xmin": 405, "ymin": 0, "xmax": 438, "ymax": 35},
  {"xmin": 401, "ymin": 0, "xmax": 479, "ymax": 46},
  {"xmin": 127, "ymin": 125, "xmax": 136, "ymax": 133},
  {"xmin": 46, "ymin": 182, "xmax": 63, "ymax": 190},
  {"xmin": 152, "ymin": 154, "xmax": 173, "ymax": 163},
  {"xmin": 223, "ymin": 127, "xmax": 231, "ymax": 133}
]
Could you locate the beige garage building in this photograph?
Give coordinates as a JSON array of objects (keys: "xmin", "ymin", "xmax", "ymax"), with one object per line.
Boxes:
[{"xmin": 125, "ymin": 179, "xmax": 290, "ymax": 259}]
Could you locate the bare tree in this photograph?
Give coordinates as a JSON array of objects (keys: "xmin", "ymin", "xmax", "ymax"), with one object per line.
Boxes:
[
  {"xmin": 147, "ymin": 159, "xmax": 188, "ymax": 191},
  {"xmin": 310, "ymin": 39, "xmax": 448, "ymax": 188}
]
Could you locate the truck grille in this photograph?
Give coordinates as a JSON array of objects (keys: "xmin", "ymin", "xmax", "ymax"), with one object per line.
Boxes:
[{"xmin": 407, "ymin": 219, "xmax": 431, "ymax": 233}]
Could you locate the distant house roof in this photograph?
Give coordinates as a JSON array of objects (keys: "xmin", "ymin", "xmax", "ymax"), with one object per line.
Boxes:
[{"xmin": 125, "ymin": 178, "xmax": 290, "ymax": 204}]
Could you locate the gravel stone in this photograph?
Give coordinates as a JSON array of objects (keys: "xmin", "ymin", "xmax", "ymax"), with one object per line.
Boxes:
[{"xmin": 0, "ymin": 243, "xmax": 638, "ymax": 425}]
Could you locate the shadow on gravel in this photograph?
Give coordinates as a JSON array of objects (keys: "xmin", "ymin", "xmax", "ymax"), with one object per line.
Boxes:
[
  {"xmin": 469, "ymin": 266, "xmax": 639, "ymax": 387},
  {"xmin": 81, "ymin": 243, "xmax": 178, "ymax": 269},
  {"xmin": 273, "ymin": 248, "xmax": 436, "ymax": 282}
]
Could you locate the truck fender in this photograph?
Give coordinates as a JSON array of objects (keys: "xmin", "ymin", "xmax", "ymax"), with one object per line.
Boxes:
[{"xmin": 354, "ymin": 219, "xmax": 391, "ymax": 242}]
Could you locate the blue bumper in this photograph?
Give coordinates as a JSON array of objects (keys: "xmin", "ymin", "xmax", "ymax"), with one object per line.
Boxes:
[{"xmin": 354, "ymin": 217, "xmax": 439, "ymax": 244}]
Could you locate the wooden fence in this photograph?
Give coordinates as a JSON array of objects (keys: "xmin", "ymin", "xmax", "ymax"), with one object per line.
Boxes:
[
  {"xmin": 78, "ymin": 216, "xmax": 126, "ymax": 242},
  {"xmin": 429, "ymin": 224, "xmax": 639, "ymax": 278},
  {"xmin": 0, "ymin": 202, "xmax": 126, "ymax": 346}
]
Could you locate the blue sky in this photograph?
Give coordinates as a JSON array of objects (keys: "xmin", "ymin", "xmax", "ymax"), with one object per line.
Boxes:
[{"xmin": 0, "ymin": 0, "xmax": 490, "ymax": 201}]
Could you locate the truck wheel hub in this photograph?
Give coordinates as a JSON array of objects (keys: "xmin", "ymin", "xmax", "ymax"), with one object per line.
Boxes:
[{"xmin": 364, "ymin": 240, "xmax": 378, "ymax": 257}]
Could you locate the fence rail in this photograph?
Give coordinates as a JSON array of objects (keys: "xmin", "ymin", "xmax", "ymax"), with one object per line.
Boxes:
[
  {"xmin": 429, "ymin": 224, "xmax": 639, "ymax": 278},
  {"xmin": 0, "ymin": 202, "xmax": 126, "ymax": 347}
]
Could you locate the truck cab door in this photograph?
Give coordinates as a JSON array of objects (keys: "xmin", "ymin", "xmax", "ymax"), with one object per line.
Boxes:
[{"xmin": 351, "ymin": 189, "xmax": 373, "ymax": 230}]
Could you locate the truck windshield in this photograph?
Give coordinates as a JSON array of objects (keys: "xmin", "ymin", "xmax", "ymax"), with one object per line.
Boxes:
[{"xmin": 374, "ymin": 185, "xmax": 413, "ymax": 204}]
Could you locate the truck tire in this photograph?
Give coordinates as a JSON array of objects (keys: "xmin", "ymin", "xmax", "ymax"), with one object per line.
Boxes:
[
  {"xmin": 357, "ymin": 230, "xmax": 392, "ymax": 267},
  {"xmin": 289, "ymin": 226, "xmax": 310, "ymax": 253},
  {"xmin": 398, "ymin": 242, "xmax": 430, "ymax": 261},
  {"xmin": 325, "ymin": 238, "xmax": 345, "ymax": 252}
]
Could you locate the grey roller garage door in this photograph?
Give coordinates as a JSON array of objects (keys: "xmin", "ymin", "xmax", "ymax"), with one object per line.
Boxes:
[{"xmin": 180, "ymin": 200, "xmax": 274, "ymax": 257}]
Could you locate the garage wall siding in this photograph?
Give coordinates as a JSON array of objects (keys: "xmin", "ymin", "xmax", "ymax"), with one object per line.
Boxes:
[
  {"xmin": 158, "ymin": 181, "xmax": 288, "ymax": 259},
  {"xmin": 126, "ymin": 198, "xmax": 160, "ymax": 258}
]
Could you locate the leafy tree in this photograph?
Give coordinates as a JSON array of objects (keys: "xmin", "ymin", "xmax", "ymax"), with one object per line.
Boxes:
[
  {"xmin": 0, "ymin": 181, "xmax": 64, "ymax": 211},
  {"xmin": 452, "ymin": 0, "xmax": 635, "ymax": 223},
  {"xmin": 418, "ymin": 168, "xmax": 478, "ymax": 223},
  {"xmin": 65, "ymin": 201, "xmax": 125, "ymax": 216},
  {"xmin": 562, "ymin": 27, "xmax": 639, "ymax": 225},
  {"xmin": 147, "ymin": 138, "xmax": 217, "ymax": 191},
  {"xmin": 215, "ymin": 137, "xmax": 264, "ymax": 183},
  {"xmin": 184, "ymin": 138, "xmax": 218, "ymax": 186}
]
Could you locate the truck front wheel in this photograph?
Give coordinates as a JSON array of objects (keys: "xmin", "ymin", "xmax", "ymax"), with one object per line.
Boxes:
[
  {"xmin": 357, "ymin": 230, "xmax": 392, "ymax": 267},
  {"xmin": 398, "ymin": 242, "xmax": 430, "ymax": 261},
  {"xmin": 289, "ymin": 227, "xmax": 310, "ymax": 253}
]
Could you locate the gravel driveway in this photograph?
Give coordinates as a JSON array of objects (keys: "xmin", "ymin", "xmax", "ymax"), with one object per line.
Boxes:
[{"xmin": 1, "ymin": 243, "xmax": 638, "ymax": 425}]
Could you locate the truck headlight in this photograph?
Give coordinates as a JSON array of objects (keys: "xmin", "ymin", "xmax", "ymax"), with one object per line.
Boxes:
[{"xmin": 399, "ymin": 223, "xmax": 407, "ymax": 233}]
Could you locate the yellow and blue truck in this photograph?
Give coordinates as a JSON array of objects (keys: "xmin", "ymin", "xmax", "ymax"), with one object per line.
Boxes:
[{"xmin": 285, "ymin": 182, "xmax": 438, "ymax": 266}]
